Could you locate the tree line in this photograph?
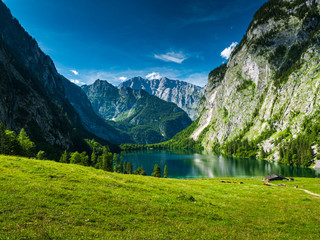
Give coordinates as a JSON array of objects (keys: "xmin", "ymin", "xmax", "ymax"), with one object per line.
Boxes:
[
  {"xmin": 0, "ymin": 123, "xmax": 169, "ymax": 177},
  {"xmin": 0, "ymin": 123, "xmax": 35, "ymax": 158}
]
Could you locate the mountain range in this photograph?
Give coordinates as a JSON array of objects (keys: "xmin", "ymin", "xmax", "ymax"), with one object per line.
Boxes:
[
  {"xmin": 2, "ymin": 0, "xmax": 320, "ymax": 167},
  {"xmin": 0, "ymin": 0, "xmax": 194, "ymax": 150},
  {"xmin": 119, "ymin": 77, "xmax": 204, "ymax": 120},
  {"xmin": 82, "ymin": 80, "xmax": 192, "ymax": 144}
]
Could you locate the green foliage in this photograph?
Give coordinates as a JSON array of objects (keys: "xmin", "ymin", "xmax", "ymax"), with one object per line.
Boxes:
[
  {"xmin": 151, "ymin": 164, "xmax": 161, "ymax": 178},
  {"xmin": 223, "ymin": 126, "xmax": 275, "ymax": 158},
  {"xmin": 98, "ymin": 149, "xmax": 113, "ymax": 171},
  {"xmin": 236, "ymin": 74, "xmax": 256, "ymax": 92},
  {"xmin": 126, "ymin": 162, "xmax": 133, "ymax": 174},
  {"xmin": 0, "ymin": 124, "xmax": 37, "ymax": 158},
  {"xmin": 70, "ymin": 152, "xmax": 81, "ymax": 165},
  {"xmin": 119, "ymin": 118, "xmax": 203, "ymax": 151},
  {"xmin": 249, "ymin": 0, "xmax": 290, "ymax": 30},
  {"xmin": 208, "ymin": 64, "xmax": 227, "ymax": 86},
  {"xmin": 279, "ymin": 135, "xmax": 313, "ymax": 167},
  {"xmin": 18, "ymin": 128, "xmax": 36, "ymax": 158},
  {"xmin": 273, "ymin": 43, "xmax": 306, "ymax": 87},
  {"xmin": 85, "ymin": 83, "xmax": 192, "ymax": 145},
  {"xmin": 69, "ymin": 151, "xmax": 89, "ymax": 166},
  {"xmin": 120, "ymin": 143, "xmax": 145, "ymax": 151},
  {"xmin": 60, "ymin": 150, "xmax": 69, "ymax": 163},
  {"xmin": 274, "ymin": 129, "xmax": 292, "ymax": 146},
  {"xmin": 113, "ymin": 153, "xmax": 119, "ymax": 173},
  {"xmin": 163, "ymin": 165, "xmax": 168, "ymax": 178},
  {"xmin": 223, "ymin": 107, "xmax": 228, "ymax": 118},
  {"xmin": 91, "ymin": 151, "xmax": 97, "ymax": 166},
  {"xmin": 134, "ymin": 166, "xmax": 147, "ymax": 176},
  {"xmin": 36, "ymin": 150, "xmax": 46, "ymax": 160}
]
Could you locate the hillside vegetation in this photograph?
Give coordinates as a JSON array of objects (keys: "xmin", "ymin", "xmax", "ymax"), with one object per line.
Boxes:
[
  {"xmin": 0, "ymin": 155, "xmax": 319, "ymax": 239},
  {"xmin": 189, "ymin": 0, "xmax": 320, "ymax": 168},
  {"xmin": 82, "ymin": 80, "xmax": 192, "ymax": 145}
]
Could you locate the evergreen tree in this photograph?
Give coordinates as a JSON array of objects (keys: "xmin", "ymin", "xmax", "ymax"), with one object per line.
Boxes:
[
  {"xmin": 164, "ymin": 165, "xmax": 168, "ymax": 178},
  {"xmin": 70, "ymin": 151, "xmax": 81, "ymax": 164},
  {"xmin": 113, "ymin": 153, "xmax": 119, "ymax": 172},
  {"xmin": 123, "ymin": 160, "xmax": 127, "ymax": 174},
  {"xmin": 91, "ymin": 150, "xmax": 97, "ymax": 166},
  {"xmin": 18, "ymin": 128, "xmax": 35, "ymax": 157},
  {"xmin": 80, "ymin": 152, "xmax": 89, "ymax": 166},
  {"xmin": 36, "ymin": 150, "xmax": 46, "ymax": 160},
  {"xmin": 151, "ymin": 164, "xmax": 161, "ymax": 177},
  {"xmin": 119, "ymin": 156, "xmax": 124, "ymax": 173},
  {"xmin": 101, "ymin": 149, "xmax": 113, "ymax": 172},
  {"xmin": 140, "ymin": 165, "xmax": 147, "ymax": 176},
  {"xmin": 4, "ymin": 130, "xmax": 20, "ymax": 155},
  {"xmin": 60, "ymin": 150, "xmax": 69, "ymax": 163},
  {"xmin": 127, "ymin": 162, "xmax": 133, "ymax": 174},
  {"xmin": 134, "ymin": 166, "xmax": 147, "ymax": 176},
  {"xmin": 95, "ymin": 155, "xmax": 103, "ymax": 169}
]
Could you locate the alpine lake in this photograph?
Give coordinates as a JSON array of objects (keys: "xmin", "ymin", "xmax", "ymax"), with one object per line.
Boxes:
[{"xmin": 121, "ymin": 150, "xmax": 320, "ymax": 179}]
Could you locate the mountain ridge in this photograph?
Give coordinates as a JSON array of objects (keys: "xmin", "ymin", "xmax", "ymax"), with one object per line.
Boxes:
[
  {"xmin": 82, "ymin": 79, "xmax": 192, "ymax": 144},
  {"xmin": 119, "ymin": 76, "xmax": 204, "ymax": 120},
  {"xmin": 0, "ymin": 1, "xmax": 126, "ymax": 153},
  {"xmin": 189, "ymin": 0, "xmax": 320, "ymax": 166}
]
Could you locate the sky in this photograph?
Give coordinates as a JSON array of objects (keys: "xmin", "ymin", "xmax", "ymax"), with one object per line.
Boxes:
[{"xmin": 3, "ymin": 0, "xmax": 268, "ymax": 86}]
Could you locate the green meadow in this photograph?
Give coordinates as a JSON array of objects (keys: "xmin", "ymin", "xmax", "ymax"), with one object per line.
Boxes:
[{"xmin": 0, "ymin": 155, "xmax": 319, "ymax": 239}]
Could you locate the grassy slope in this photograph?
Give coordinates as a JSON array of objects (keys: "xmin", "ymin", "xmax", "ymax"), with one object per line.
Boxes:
[{"xmin": 0, "ymin": 156, "xmax": 319, "ymax": 239}]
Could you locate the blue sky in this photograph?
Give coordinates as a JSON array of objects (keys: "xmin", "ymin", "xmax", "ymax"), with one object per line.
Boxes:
[{"xmin": 3, "ymin": 0, "xmax": 267, "ymax": 86}]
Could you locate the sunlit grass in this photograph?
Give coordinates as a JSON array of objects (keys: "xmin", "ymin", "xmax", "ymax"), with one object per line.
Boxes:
[{"xmin": 0, "ymin": 155, "xmax": 319, "ymax": 239}]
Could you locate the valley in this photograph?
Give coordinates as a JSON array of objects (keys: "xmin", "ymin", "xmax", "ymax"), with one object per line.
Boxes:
[{"xmin": 1, "ymin": 0, "xmax": 320, "ymax": 239}]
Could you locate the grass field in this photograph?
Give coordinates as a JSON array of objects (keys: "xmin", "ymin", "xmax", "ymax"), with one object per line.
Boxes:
[{"xmin": 0, "ymin": 155, "xmax": 319, "ymax": 239}]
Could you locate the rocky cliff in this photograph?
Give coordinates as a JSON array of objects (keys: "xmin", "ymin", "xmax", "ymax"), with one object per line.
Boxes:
[
  {"xmin": 82, "ymin": 80, "xmax": 192, "ymax": 144},
  {"xmin": 0, "ymin": 1, "xmax": 124, "ymax": 151},
  {"xmin": 191, "ymin": 0, "xmax": 320, "ymax": 164},
  {"xmin": 119, "ymin": 77, "xmax": 204, "ymax": 120}
]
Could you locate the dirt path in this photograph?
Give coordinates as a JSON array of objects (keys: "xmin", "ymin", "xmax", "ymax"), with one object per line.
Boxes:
[
  {"xmin": 264, "ymin": 183, "xmax": 320, "ymax": 198},
  {"xmin": 298, "ymin": 188, "xmax": 320, "ymax": 198}
]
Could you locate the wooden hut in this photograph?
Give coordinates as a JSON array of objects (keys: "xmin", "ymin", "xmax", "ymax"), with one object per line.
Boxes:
[{"xmin": 265, "ymin": 174, "xmax": 288, "ymax": 181}]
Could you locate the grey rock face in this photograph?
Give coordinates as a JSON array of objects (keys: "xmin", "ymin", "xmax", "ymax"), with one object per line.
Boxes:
[
  {"xmin": 191, "ymin": 0, "xmax": 320, "ymax": 160},
  {"xmin": 119, "ymin": 77, "xmax": 204, "ymax": 120}
]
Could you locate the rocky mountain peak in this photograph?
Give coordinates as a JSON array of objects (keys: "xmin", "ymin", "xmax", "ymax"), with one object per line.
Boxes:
[
  {"xmin": 119, "ymin": 76, "xmax": 204, "ymax": 120},
  {"xmin": 191, "ymin": 0, "xmax": 320, "ymax": 165}
]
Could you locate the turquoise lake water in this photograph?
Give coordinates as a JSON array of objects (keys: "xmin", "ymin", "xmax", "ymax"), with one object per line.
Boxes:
[{"xmin": 121, "ymin": 150, "xmax": 320, "ymax": 178}]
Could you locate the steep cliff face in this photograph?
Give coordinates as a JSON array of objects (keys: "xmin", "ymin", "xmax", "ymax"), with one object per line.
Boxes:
[
  {"xmin": 82, "ymin": 80, "xmax": 192, "ymax": 144},
  {"xmin": 0, "ymin": 2, "xmax": 82, "ymax": 149},
  {"xmin": 0, "ymin": 2, "xmax": 123, "ymax": 150},
  {"xmin": 119, "ymin": 77, "xmax": 204, "ymax": 120},
  {"xmin": 192, "ymin": 0, "xmax": 320, "ymax": 161}
]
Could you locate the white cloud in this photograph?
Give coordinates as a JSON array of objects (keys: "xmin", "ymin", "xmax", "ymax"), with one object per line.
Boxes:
[
  {"xmin": 154, "ymin": 51, "xmax": 187, "ymax": 64},
  {"xmin": 146, "ymin": 72, "xmax": 161, "ymax": 80},
  {"xmin": 119, "ymin": 77, "xmax": 127, "ymax": 82},
  {"xmin": 71, "ymin": 70, "xmax": 79, "ymax": 76},
  {"xmin": 70, "ymin": 79, "xmax": 85, "ymax": 85},
  {"xmin": 221, "ymin": 42, "xmax": 238, "ymax": 60}
]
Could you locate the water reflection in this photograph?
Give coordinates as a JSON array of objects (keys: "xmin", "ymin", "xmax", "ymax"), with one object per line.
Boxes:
[{"xmin": 121, "ymin": 150, "xmax": 320, "ymax": 178}]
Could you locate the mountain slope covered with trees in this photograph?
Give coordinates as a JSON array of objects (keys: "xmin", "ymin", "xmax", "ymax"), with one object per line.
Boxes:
[{"xmin": 82, "ymin": 80, "xmax": 192, "ymax": 144}]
